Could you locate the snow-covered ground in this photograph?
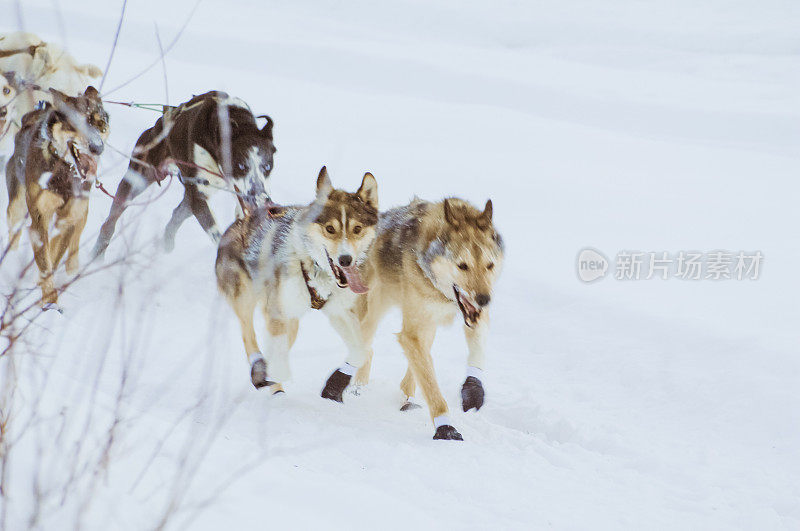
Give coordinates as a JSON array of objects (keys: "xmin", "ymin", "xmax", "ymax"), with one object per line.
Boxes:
[{"xmin": 2, "ymin": 0, "xmax": 799, "ymax": 528}]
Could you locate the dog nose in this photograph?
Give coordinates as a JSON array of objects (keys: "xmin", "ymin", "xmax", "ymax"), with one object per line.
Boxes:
[
  {"xmin": 89, "ymin": 140, "xmax": 104, "ymax": 155},
  {"xmin": 475, "ymin": 293, "xmax": 491, "ymax": 307},
  {"xmin": 338, "ymin": 255, "xmax": 353, "ymax": 267}
]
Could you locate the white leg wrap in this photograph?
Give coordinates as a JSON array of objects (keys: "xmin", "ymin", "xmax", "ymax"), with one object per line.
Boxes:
[
  {"xmin": 466, "ymin": 366, "xmax": 483, "ymax": 379},
  {"xmin": 433, "ymin": 415, "xmax": 450, "ymax": 428},
  {"xmin": 338, "ymin": 362, "xmax": 358, "ymax": 377},
  {"xmin": 248, "ymin": 352, "xmax": 264, "ymax": 366}
]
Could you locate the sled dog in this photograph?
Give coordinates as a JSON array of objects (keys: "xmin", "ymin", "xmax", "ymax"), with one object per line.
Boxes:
[
  {"xmin": 5, "ymin": 86, "xmax": 109, "ymax": 309},
  {"xmin": 1, "ymin": 71, "xmax": 38, "ymax": 144},
  {"xmin": 92, "ymin": 91, "xmax": 276, "ymax": 258},
  {"xmin": 216, "ymin": 166, "xmax": 378, "ymax": 391},
  {"xmin": 321, "ymin": 197, "xmax": 504, "ymax": 440},
  {"xmin": 0, "ymin": 32, "xmax": 102, "ymax": 154}
]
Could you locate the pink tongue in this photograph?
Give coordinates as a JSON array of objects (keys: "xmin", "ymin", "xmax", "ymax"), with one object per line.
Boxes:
[
  {"xmin": 342, "ymin": 266, "xmax": 368, "ymax": 294},
  {"xmin": 459, "ymin": 294, "xmax": 477, "ymax": 315}
]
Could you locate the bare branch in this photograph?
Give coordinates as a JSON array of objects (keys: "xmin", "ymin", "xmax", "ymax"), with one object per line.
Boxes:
[
  {"xmin": 101, "ymin": 0, "xmax": 202, "ymax": 97},
  {"xmin": 99, "ymin": 0, "xmax": 128, "ymax": 92}
]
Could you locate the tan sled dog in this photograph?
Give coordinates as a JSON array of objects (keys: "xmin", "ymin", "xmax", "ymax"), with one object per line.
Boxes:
[
  {"xmin": 216, "ymin": 167, "xmax": 378, "ymax": 391},
  {"xmin": 321, "ymin": 197, "xmax": 504, "ymax": 440},
  {"xmin": 0, "ymin": 32, "xmax": 102, "ymax": 154},
  {"xmin": 5, "ymin": 87, "xmax": 109, "ymax": 310}
]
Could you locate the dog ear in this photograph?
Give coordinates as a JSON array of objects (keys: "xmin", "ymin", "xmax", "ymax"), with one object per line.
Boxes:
[
  {"xmin": 49, "ymin": 88, "xmax": 69, "ymax": 103},
  {"xmin": 257, "ymin": 115, "xmax": 273, "ymax": 140},
  {"xmin": 476, "ymin": 199, "xmax": 493, "ymax": 230},
  {"xmin": 316, "ymin": 166, "xmax": 332, "ymax": 197},
  {"xmin": 443, "ymin": 198, "xmax": 462, "ymax": 228},
  {"xmin": 83, "ymin": 86, "xmax": 100, "ymax": 99},
  {"xmin": 357, "ymin": 172, "xmax": 378, "ymax": 211}
]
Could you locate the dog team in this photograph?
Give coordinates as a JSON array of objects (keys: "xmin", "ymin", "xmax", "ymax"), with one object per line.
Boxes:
[{"xmin": 1, "ymin": 32, "xmax": 504, "ymax": 441}]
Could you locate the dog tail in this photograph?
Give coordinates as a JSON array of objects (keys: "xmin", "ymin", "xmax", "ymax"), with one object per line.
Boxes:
[{"xmin": 77, "ymin": 63, "xmax": 103, "ymax": 79}]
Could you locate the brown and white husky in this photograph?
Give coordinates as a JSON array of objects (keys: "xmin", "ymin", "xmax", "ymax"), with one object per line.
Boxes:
[
  {"xmin": 215, "ymin": 167, "xmax": 378, "ymax": 392},
  {"xmin": 321, "ymin": 197, "xmax": 504, "ymax": 440},
  {"xmin": 5, "ymin": 86, "xmax": 109, "ymax": 310}
]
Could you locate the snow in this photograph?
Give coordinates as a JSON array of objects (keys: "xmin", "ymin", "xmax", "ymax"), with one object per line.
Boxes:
[{"xmin": 1, "ymin": 0, "xmax": 799, "ymax": 529}]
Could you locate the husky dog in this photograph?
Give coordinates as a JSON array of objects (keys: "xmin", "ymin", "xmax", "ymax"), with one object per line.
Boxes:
[
  {"xmin": 321, "ymin": 197, "xmax": 504, "ymax": 440},
  {"xmin": 0, "ymin": 71, "xmax": 31, "ymax": 143},
  {"xmin": 5, "ymin": 86, "xmax": 109, "ymax": 309},
  {"xmin": 216, "ymin": 166, "xmax": 378, "ymax": 391},
  {"xmin": 0, "ymin": 32, "xmax": 102, "ymax": 154},
  {"xmin": 92, "ymin": 91, "xmax": 276, "ymax": 259}
]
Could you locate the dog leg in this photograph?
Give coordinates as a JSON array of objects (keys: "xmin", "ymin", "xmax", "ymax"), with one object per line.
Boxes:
[
  {"xmin": 462, "ymin": 318, "xmax": 489, "ymax": 412},
  {"xmin": 50, "ymin": 199, "xmax": 85, "ymax": 270},
  {"xmin": 6, "ymin": 176, "xmax": 26, "ymax": 250},
  {"xmin": 397, "ymin": 312, "xmax": 462, "ymax": 441},
  {"xmin": 229, "ymin": 291, "xmax": 272, "ymax": 389},
  {"xmin": 321, "ymin": 311, "xmax": 372, "ymax": 402},
  {"xmin": 49, "ymin": 214, "xmax": 74, "ymax": 271},
  {"xmin": 93, "ymin": 168, "xmax": 149, "ymax": 259},
  {"xmin": 187, "ymin": 188, "xmax": 222, "ymax": 243},
  {"xmin": 287, "ymin": 318, "xmax": 299, "ymax": 349},
  {"xmin": 163, "ymin": 192, "xmax": 192, "ymax": 252},
  {"xmin": 65, "ymin": 201, "xmax": 89, "ymax": 276},
  {"xmin": 399, "ymin": 368, "xmax": 421, "ymax": 411},
  {"xmin": 263, "ymin": 316, "xmax": 293, "ymax": 394},
  {"xmin": 352, "ymin": 307, "xmax": 383, "ymax": 386},
  {"xmin": 28, "ymin": 192, "xmax": 59, "ymax": 306}
]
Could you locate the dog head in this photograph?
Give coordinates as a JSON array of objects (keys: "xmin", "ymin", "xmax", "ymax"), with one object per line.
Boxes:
[
  {"xmin": 422, "ymin": 198, "xmax": 504, "ymax": 328},
  {"xmin": 230, "ymin": 115, "xmax": 276, "ymax": 210},
  {"xmin": 1, "ymin": 71, "xmax": 40, "ymax": 138},
  {"xmin": 0, "ymin": 72, "xmax": 16, "ymax": 137},
  {"xmin": 1, "ymin": 71, "xmax": 19, "ymax": 109},
  {"xmin": 307, "ymin": 166, "xmax": 379, "ymax": 294},
  {"xmin": 49, "ymin": 86, "xmax": 109, "ymax": 166}
]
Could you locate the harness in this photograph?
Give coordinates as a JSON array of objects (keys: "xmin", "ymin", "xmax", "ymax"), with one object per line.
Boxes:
[
  {"xmin": 46, "ymin": 140, "xmax": 96, "ymax": 199},
  {"xmin": 300, "ymin": 261, "xmax": 327, "ymax": 310}
]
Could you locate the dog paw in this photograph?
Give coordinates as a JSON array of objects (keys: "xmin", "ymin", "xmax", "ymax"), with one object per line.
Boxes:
[
  {"xmin": 433, "ymin": 425, "xmax": 463, "ymax": 441},
  {"xmin": 400, "ymin": 400, "xmax": 421, "ymax": 412},
  {"xmin": 321, "ymin": 369, "xmax": 351, "ymax": 403},
  {"xmin": 461, "ymin": 376, "xmax": 485, "ymax": 412},
  {"xmin": 251, "ymin": 359, "xmax": 272, "ymax": 389},
  {"xmin": 42, "ymin": 302, "xmax": 64, "ymax": 314}
]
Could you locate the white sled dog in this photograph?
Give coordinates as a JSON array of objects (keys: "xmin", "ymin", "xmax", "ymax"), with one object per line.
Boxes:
[
  {"xmin": 321, "ymin": 197, "xmax": 504, "ymax": 440},
  {"xmin": 0, "ymin": 32, "xmax": 102, "ymax": 155},
  {"xmin": 216, "ymin": 167, "xmax": 378, "ymax": 392}
]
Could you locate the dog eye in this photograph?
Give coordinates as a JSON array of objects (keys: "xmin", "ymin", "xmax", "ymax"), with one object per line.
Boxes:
[
  {"xmin": 353, "ymin": 225, "xmax": 362, "ymax": 234},
  {"xmin": 487, "ymin": 262, "xmax": 494, "ymax": 270},
  {"xmin": 2, "ymin": 87, "xmax": 9, "ymax": 95},
  {"xmin": 237, "ymin": 163, "xmax": 246, "ymax": 171},
  {"xmin": 326, "ymin": 225, "xmax": 336, "ymax": 234},
  {"xmin": 458, "ymin": 262, "xmax": 469, "ymax": 271}
]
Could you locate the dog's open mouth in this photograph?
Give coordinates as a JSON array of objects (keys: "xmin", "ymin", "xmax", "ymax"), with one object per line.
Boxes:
[
  {"xmin": 454, "ymin": 285, "xmax": 480, "ymax": 327},
  {"xmin": 68, "ymin": 141, "xmax": 97, "ymax": 178},
  {"xmin": 326, "ymin": 252, "xmax": 368, "ymax": 294}
]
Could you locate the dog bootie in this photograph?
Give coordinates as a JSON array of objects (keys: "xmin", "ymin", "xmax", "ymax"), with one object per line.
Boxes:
[{"xmin": 321, "ymin": 369, "xmax": 351, "ymax": 403}]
